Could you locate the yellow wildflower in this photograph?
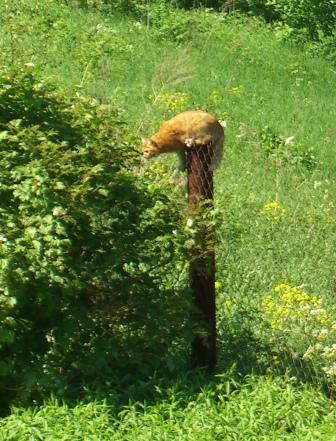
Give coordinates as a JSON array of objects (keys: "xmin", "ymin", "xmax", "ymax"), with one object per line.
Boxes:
[
  {"xmin": 227, "ymin": 86, "xmax": 243, "ymax": 95},
  {"xmin": 215, "ymin": 280, "xmax": 222, "ymax": 290},
  {"xmin": 155, "ymin": 92, "xmax": 188, "ymax": 114},
  {"xmin": 261, "ymin": 201, "xmax": 286, "ymax": 221}
]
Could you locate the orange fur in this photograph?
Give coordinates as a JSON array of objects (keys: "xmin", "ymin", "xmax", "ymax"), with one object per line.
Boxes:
[{"xmin": 141, "ymin": 110, "xmax": 224, "ymax": 170}]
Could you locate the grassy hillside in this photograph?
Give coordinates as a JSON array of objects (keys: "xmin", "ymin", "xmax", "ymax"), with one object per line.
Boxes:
[
  {"xmin": 0, "ymin": 0, "xmax": 336, "ymax": 439},
  {"xmin": 1, "ymin": 1, "xmax": 336, "ymax": 158}
]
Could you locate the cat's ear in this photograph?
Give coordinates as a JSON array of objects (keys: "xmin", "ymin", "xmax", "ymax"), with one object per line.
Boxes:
[
  {"xmin": 148, "ymin": 139, "xmax": 157, "ymax": 147},
  {"xmin": 141, "ymin": 138, "xmax": 157, "ymax": 149}
]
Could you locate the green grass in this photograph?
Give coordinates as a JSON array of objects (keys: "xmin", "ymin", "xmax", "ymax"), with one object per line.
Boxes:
[
  {"xmin": 0, "ymin": 375, "xmax": 335, "ymax": 440},
  {"xmin": 1, "ymin": 0, "xmax": 336, "ymax": 438},
  {"xmin": 1, "ymin": 1, "xmax": 335, "ymax": 162}
]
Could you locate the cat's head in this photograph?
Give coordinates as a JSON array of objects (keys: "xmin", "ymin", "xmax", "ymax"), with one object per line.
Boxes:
[{"xmin": 141, "ymin": 138, "xmax": 159, "ymax": 159}]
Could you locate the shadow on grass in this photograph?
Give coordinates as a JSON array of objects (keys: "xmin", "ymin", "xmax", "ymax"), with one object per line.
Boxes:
[
  {"xmin": 217, "ymin": 322, "xmax": 332, "ymax": 397},
  {"xmin": 59, "ymin": 327, "xmax": 332, "ymax": 417},
  {"xmin": 1, "ymin": 324, "xmax": 332, "ymax": 418}
]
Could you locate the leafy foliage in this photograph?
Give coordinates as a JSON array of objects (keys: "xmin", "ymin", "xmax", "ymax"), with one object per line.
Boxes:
[
  {"xmin": 236, "ymin": 124, "xmax": 318, "ymax": 171},
  {"xmin": 1, "ymin": 1, "xmax": 336, "ymax": 434},
  {"xmin": 266, "ymin": 0, "xmax": 336, "ymax": 40},
  {"xmin": 176, "ymin": 0, "xmax": 336, "ymax": 42},
  {"xmin": 0, "ymin": 375, "xmax": 335, "ymax": 440},
  {"xmin": 258, "ymin": 126, "xmax": 318, "ymax": 170},
  {"xmin": 233, "ymin": 0, "xmax": 336, "ymax": 57},
  {"xmin": 262, "ymin": 284, "xmax": 336, "ymax": 387},
  {"xmin": 0, "ymin": 65, "xmax": 190, "ymax": 409}
]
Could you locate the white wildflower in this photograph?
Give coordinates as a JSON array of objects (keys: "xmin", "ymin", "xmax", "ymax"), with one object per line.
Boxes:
[
  {"xmin": 186, "ymin": 218, "xmax": 194, "ymax": 228},
  {"xmin": 322, "ymin": 364, "xmax": 336, "ymax": 379},
  {"xmin": 0, "ymin": 234, "xmax": 8, "ymax": 243},
  {"xmin": 52, "ymin": 207, "xmax": 66, "ymax": 217},
  {"xmin": 284, "ymin": 136, "xmax": 295, "ymax": 145}
]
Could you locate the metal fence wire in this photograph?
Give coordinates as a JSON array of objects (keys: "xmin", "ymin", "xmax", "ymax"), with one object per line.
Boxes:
[
  {"xmin": 133, "ymin": 0, "xmax": 336, "ymax": 398},
  {"xmin": 186, "ymin": 145, "xmax": 216, "ymax": 372},
  {"xmin": 141, "ymin": 122, "xmax": 336, "ymax": 397}
]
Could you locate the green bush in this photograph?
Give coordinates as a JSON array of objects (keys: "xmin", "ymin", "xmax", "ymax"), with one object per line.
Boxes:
[
  {"xmin": 233, "ymin": 0, "xmax": 336, "ymax": 42},
  {"xmin": 0, "ymin": 65, "xmax": 190, "ymax": 410},
  {"xmin": 147, "ymin": 2, "xmax": 212, "ymax": 42},
  {"xmin": 258, "ymin": 125, "xmax": 318, "ymax": 170},
  {"xmin": 171, "ymin": 0, "xmax": 225, "ymax": 9},
  {"xmin": 67, "ymin": 0, "xmax": 336, "ymax": 50},
  {"xmin": 266, "ymin": 0, "xmax": 336, "ymax": 40},
  {"xmin": 64, "ymin": 0, "xmax": 151, "ymax": 17},
  {"xmin": 63, "ymin": 0, "xmax": 222, "ymax": 43}
]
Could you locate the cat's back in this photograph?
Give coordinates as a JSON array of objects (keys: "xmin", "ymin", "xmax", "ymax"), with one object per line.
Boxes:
[
  {"xmin": 161, "ymin": 110, "xmax": 223, "ymax": 140},
  {"xmin": 165, "ymin": 110, "xmax": 218, "ymax": 131}
]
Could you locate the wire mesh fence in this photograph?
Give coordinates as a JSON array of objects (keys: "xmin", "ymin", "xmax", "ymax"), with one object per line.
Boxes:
[
  {"xmin": 187, "ymin": 145, "xmax": 216, "ymax": 371},
  {"xmin": 140, "ymin": 114, "xmax": 336, "ymax": 397}
]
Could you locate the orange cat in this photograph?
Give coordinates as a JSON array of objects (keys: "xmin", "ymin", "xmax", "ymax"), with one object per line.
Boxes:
[{"xmin": 141, "ymin": 110, "xmax": 225, "ymax": 171}]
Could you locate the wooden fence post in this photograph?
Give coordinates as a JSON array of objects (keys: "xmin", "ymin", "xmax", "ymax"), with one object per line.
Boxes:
[{"xmin": 187, "ymin": 146, "xmax": 216, "ymax": 372}]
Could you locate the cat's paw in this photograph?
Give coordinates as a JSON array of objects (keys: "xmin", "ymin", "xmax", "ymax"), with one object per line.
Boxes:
[{"xmin": 184, "ymin": 137, "xmax": 195, "ymax": 148}]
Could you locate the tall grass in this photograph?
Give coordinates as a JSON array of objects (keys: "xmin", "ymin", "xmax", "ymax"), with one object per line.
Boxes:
[
  {"xmin": 1, "ymin": 1, "xmax": 335, "ymax": 165},
  {"xmin": 0, "ymin": 375, "xmax": 335, "ymax": 440}
]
